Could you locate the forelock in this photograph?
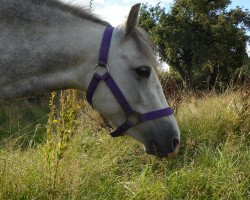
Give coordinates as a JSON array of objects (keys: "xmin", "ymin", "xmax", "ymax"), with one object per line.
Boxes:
[
  {"xmin": 128, "ymin": 27, "xmax": 159, "ymax": 69},
  {"xmin": 115, "ymin": 25, "xmax": 158, "ymax": 69}
]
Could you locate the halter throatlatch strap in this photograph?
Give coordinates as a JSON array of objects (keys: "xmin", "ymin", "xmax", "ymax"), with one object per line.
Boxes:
[{"xmin": 86, "ymin": 26, "xmax": 174, "ymax": 137}]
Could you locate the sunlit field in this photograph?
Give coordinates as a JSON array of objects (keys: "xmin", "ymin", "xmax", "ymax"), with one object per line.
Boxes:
[{"xmin": 0, "ymin": 90, "xmax": 249, "ymax": 199}]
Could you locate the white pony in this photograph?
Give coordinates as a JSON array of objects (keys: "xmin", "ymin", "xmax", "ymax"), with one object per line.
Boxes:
[{"xmin": 0, "ymin": 0, "xmax": 180, "ymax": 157}]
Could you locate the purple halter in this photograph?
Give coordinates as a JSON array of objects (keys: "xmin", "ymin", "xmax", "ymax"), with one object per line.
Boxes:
[{"xmin": 86, "ymin": 26, "xmax": 173, "ymax": 137}]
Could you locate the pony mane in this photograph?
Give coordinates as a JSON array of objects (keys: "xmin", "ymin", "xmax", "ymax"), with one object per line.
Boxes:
[
  {"xmin": 0, "ymin": 0, "xmax": 110, "ymax": 26},
  {"xmin": 1, "ymin": 0, "xmax": 157, "ymax": 68}
]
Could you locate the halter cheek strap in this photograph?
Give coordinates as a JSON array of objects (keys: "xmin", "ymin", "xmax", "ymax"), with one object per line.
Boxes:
[{"xmin": 86, "ymin": 26, "xmax": 173, "ymax": 137}]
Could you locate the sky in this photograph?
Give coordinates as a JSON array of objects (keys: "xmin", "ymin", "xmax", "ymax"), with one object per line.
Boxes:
[
  {"xmin": 61, "ymin": 0, "xmax": 250, "ymax": 56},
  {"xmin": 62, "ymin": 0, "xmax": 172, "ymax": 25}
]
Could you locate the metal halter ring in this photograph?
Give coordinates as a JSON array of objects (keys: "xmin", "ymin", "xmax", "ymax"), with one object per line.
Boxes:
[{"xmin": 93, "ymin": 64, "xmax": 110, "ymax": 74}]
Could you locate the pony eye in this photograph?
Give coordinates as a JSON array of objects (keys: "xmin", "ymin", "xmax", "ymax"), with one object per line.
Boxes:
[{"xmin": 134, "ymin": 66, "xmax": 151, "ymax": 78}]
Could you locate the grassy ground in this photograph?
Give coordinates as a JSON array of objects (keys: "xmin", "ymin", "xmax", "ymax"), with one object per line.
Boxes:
[
  {"xmin": 0, "ymin": 91, "xmax": 249, "ymax": 199},
  {"xmin": 0, "ymin": 99, "xmax": 49, "ymax": 149}
]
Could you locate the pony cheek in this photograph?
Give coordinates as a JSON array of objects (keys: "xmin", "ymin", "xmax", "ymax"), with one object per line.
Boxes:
[
  {"xmin": 109, "ymin": 114, "xmax": 127, "ymax": 128},
  {"xmin": 126, "ymin": 125, "xmax": 150, "ymax": 145},
  {"xmin": 93, "ymin": 97, "xmax": 121, "ymax": 117},
  {"xmin": 137, "ymin": 82, "xmax": 153, "ymax": 106},
  {"xmin": 92, "ymin": 93, "xmax": 125, "ymax": 119}
]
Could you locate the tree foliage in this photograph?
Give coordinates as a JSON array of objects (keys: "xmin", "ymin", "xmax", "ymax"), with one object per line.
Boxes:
[{"xmin": 139, "ymin": 0, "xmax": 250, "ymax": 89}]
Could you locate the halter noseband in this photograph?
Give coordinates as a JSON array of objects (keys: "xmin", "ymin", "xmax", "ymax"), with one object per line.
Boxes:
[{"xmin": 86, "ymin": 26, "xmax": 173, "ymax": 137}]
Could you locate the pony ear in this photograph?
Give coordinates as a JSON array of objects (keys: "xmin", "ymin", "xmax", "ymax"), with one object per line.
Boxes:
[{"xmin": 125, "ymin": 3, "xmax": 141, "ymax": 34}]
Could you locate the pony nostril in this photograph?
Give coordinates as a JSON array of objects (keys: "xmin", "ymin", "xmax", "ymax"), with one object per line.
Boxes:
[{"xmin": 173, "ymin": 137, "xmax": 180, "ymax": 149}]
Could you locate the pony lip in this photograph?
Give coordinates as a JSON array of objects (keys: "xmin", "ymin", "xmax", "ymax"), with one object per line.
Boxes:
[
  {"xmin": 144, "ymin": 141, "xmax": 179, "ymax": 158},
  {"xmin": 167, "ymin": 144, "xmax": 179, "ymax": 158},
  {"xmin": 144, "ymin": 141, "xmax": 163, "ymax": 157},
  {"xmin": 168, "ymin": 151, "xmax": 178, "ymax": 158}
]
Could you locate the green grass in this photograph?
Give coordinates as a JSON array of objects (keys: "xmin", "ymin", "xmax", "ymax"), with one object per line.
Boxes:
[
  {"xmin": 0, "ymin": 92, "xmax": 249, "ymax": 199},
  {"xmin": 0, "ymin": 100, "xmax": 48, "ymax": 150}
]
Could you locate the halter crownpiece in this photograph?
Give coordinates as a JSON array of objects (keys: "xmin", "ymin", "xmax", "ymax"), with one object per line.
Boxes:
[{"xmin": 86, "ymin": 26, "xmax": 174, "ymax": 137}]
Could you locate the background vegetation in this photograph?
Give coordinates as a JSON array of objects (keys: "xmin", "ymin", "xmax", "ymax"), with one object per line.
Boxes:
[
  {"xmin": 0, "ymin": 0, "xmax": 249, "ymax": 199},
  {"xmin": 139, "ymin": 0, "xmax": 250, "ymax": 90}
]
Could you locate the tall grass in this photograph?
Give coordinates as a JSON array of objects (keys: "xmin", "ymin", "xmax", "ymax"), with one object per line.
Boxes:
[
  {"xmin": 44, "ymin": 90, "xmax": 81, "ymax": 194},
  {"xmin": 0, "ymin": 90, "xmax": 249, "ymax": 199},
  {"xmin": 0, "ymin": 99, "xmax": 49, "ymax": 149}
]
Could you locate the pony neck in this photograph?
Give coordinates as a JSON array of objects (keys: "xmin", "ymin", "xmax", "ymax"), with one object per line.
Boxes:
[{"xmin": 0, "ymin": 20, "xmax": 106, "ymax": 102}]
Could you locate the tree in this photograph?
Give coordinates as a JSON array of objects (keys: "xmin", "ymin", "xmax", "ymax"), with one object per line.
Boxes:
[{"xmin": 139, "ymin": 0, "xmax": 250, "ymax": 89}]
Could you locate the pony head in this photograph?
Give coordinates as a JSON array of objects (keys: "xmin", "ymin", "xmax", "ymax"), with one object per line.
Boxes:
[{"xmin": 86, "ymin": 4, "xmax": 180, "ymax": 157}]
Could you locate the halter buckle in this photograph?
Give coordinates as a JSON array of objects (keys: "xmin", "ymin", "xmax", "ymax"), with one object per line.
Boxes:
[{"xmin": 126, "ymin": 111, "xmax": 141, "ymax": 126}]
